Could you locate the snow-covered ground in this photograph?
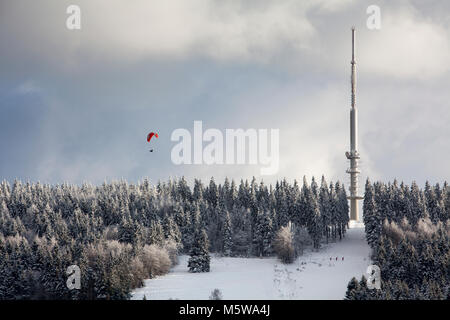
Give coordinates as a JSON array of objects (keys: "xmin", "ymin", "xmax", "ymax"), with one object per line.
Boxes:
[{"xmin": 131, "ymin": 227, "xmax": 371, "ymax": 300}]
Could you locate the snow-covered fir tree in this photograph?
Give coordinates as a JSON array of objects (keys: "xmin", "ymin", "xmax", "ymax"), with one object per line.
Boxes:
[
  {"xmin": 188, "ymin": 228, "xmax": 210, "ymax": 273},
  {"xmin": 252, "ymin": 210, "xmax": 273, "ymax": 257},
  {"xmin": 222, "ymin": 211, "xmax": 233, "ymax": 257},
  {"xmin": 363, "ymin": 179, "xmax": 381, "ymax": 249}
]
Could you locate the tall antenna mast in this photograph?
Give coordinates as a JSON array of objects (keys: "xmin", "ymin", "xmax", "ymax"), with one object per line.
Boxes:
[
  {"xmin": 351, "ymin": 27, "xmax": 356, "ymax": 109},
  {"xmin": 346, "ymin": 27, "xmax": 363, "ymax": 221}
]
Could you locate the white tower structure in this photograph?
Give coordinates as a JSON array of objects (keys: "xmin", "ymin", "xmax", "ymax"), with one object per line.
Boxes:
[{"xmin": 345, "ymin": 27, "xmax": 363, "ymax": 221}]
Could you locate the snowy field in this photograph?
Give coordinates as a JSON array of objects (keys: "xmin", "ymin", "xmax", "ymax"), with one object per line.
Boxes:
[{"xmin": 131, "ymin": 226, "xmax": 371, "ymax": 300}]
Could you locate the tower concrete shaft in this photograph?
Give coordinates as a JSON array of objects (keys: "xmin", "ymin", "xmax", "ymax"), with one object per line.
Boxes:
[{"xmin": 346, "ymin": 27, "xmax": 363, "ymax": 221}]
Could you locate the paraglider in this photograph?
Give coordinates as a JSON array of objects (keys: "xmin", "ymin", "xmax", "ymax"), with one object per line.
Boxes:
[
  {"xmin": 147, "ymin": 132, "xmax": 159, "ymax": 152},
  {"xmin": 147, "ymin": 132, "xmax": 159, "ymax": 142}
]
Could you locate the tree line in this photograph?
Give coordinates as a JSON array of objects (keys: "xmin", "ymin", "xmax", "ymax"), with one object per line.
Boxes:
[{"xmin": 0, "ymin": 176, "xmax": 349, "ymax": 299}]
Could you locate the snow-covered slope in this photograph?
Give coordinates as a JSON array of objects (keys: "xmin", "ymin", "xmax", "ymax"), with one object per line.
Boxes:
[{"xmin": 131, "ymin": 227, "xmax": 371, "ymax": 300}]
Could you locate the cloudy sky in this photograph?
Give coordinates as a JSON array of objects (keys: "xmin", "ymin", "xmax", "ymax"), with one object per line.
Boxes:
[{"xmin": 0, "ymin": 0, "xmax": 449, "ymax": 188}]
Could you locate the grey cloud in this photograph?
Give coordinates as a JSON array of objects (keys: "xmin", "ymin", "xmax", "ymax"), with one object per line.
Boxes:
[{"xmin": 0, "ymin": 0, "xmax": 449, "ymax": 187}]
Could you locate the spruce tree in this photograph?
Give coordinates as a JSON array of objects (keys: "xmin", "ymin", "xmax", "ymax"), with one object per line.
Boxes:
[
  {"xmin": 363, "ymin": 179, "xmax": 381, "ymax": 249},
  {"xmin": 319, "ymin": 176, "xmax": 331, "ymax": 243},
  {"xmin": 222, "ymin": 211, "xmax": 233, "ymax": 256},
  {"xmin": 252, "ymin": 210, "xmax": 273, "ymax": 257},
  {"xmin": 345, "ymin": 277, "xmax": 360, "ymax": 300},
  {"xmin": 188, "ymin": 229, "xmax": 210, "ymax": 273},
  {"xmin": 336, "ymin": 182, "xmax": 349, "ymax": 237},
  {"xmin": 206, "ymin": 178, "xmax": 218, "ymax": 208},
  {"xmin": 307, "ymin": 196, "xmax": 322, "ymax": 250},
  {"xmin": 328, "ymin": 183, "xmax": 339, "ymax": 240}
]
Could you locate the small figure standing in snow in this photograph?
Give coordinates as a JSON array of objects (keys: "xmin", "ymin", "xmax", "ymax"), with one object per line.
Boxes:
[
  {"xmin": 342, "ymin": 257, "xmax": 344, "ymax": 261},
  {"xmin": 336, "ymin": 257, "xmax": 338, "ymax": 261}
]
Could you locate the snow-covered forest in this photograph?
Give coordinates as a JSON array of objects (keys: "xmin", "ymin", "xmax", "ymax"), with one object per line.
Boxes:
[
  {"xmin": 0, "ymin": 177, "xmax": 447, "ymax": 300},
  {"xmin": 0, "ymin": 176, "xmax": 350, "ymax": 299},
  {"xmin": 346, "ymin": 180, "xmax": 449, "ymax": 299}
]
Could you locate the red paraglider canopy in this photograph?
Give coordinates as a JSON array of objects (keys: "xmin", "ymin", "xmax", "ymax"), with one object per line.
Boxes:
[{"xmin": 147, "ymin": 132, "xmax": 159, "ymax": 142}]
